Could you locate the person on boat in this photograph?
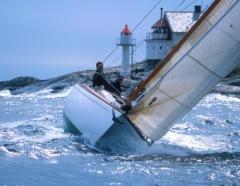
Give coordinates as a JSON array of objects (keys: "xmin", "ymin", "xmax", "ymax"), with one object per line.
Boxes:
[
  {"xmin": 92, "ymin": 61, "xmax": 111, "ymax": 90},
  {"xmin": 109, "ymin": 74, "xmax": 124, "ymax": 95},
  {"xmin": 110, "ymin": 75, "xmax": 132, "ymax": 112},
  {"xmin": 92, "ymin": 62, "xmax": 123, "ymax": 95},
  {"xmin": 92, "ymin": 61, "xmax": 131, "ymax": 112}
]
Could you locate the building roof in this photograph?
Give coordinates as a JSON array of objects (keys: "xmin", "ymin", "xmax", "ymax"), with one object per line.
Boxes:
[
  {"xmin": 152, "ymin": 19, "xmax": 168, "ymax": 28},
  {"xmin": 165, "ymin": 11, "xmax": 199, "ymax": 33}
]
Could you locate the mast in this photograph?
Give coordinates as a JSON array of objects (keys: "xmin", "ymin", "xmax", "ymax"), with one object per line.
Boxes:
[{"xmin": 127, "ymin": 0, "xmax": 221, "ymax": 102}]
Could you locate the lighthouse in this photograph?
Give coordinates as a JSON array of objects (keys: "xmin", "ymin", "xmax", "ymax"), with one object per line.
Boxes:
[{"xmin": 117, "ymin": 25, "xmax": 136, "ymax": 77}]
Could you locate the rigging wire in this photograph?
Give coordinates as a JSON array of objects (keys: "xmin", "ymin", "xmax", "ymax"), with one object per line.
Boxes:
[
  {"xmin": 202, "ymin": 5, "xmax": 209, "ymax": 12},
  {"xmin": 130, "ymin": 38, "xmax": 145, "ymax": 62},
  {"xmin": 106, "ymin": 0, "xmax": 198, "ymax": 66},
  {"xmin": 102, "ymin": 0, "xmax": 163, "ymax": 64},
  {"xmin": 102, "ymin": 46, "xmax": 119, "ymax": 63},
  {"xmin": 182, "ymin": 0, "xmax": 198, "ymax": 11},
  {"xmin": 105, "ymin": 37, "xmax": 146, "ymax": 68},
  {"xmin": 174, "ymin": 0, "xmax": 186, "ymax": 11},
  {"xmin": 104, "ymin": 0, "xmax": 205, "ymax": 66},
  {"xmin": 130, "ymin": 0, "xmax": 196, "ymax": 63},
  {"xmin": 105, "ymin": 52, "xmax": 122, "ymax": 67},
  {"xmin": 132, "ymin": 0, "xmax": 163, "ymax": 33},
  {"xmin": 202, "ymin": 0, "xmax": 215, "ymax": 14}
]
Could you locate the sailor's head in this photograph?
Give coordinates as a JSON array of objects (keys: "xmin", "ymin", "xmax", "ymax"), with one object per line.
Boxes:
[{"xmin": 96, "ymin": 61, "xmax": 103, "ymax": 73}]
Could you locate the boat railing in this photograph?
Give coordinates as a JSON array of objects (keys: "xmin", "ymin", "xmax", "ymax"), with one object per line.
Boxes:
[{"xmin": 78, "ymin": 83, "xmax": 125, "ymax": 113}]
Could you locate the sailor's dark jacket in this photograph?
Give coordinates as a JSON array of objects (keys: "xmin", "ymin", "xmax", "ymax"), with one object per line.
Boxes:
[{"xmin": 92, "ymin": 71, "xmax": 109, "ymax": 89}]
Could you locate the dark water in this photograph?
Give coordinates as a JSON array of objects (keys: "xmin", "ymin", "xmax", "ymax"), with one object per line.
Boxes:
[{"xmin": 0, "ymin": 89, "xmax": 240, "ymax": 185}]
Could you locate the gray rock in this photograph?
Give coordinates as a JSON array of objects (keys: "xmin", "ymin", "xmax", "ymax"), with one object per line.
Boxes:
[{"xmin": 1, "ymin": 61, "xmax": 240, "ymax": 95}]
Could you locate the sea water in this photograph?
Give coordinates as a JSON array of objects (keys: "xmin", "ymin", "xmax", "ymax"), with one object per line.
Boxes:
[{"xmin": 0, "ymin": 89, "xmax": 239, "ymax": 185}]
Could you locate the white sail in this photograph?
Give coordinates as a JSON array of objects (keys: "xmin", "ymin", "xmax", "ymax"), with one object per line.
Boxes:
[{"xmin": 128, "ymin": 0, "xmax": 240, "ymax": 141}]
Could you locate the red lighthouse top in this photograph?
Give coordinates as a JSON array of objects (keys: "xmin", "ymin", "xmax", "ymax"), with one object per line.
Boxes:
[{"xmin": 121, "ymin": 24, "xmax": 132, "ymax": 34}]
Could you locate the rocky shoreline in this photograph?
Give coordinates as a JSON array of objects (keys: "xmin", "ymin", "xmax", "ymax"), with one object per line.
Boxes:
[{"xmin": 1, "ymin": 61, "xmax": 240, "ymax": 96}]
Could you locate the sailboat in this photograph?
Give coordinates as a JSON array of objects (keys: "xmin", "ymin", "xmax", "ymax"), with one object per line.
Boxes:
[{"xmin": 64, "ymin": 0, "xmax": 240, "ymax": 150}]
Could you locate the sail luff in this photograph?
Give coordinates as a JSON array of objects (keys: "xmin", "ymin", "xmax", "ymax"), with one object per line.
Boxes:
[{"xmin": 127, "ymin": 0, "xmax": 221, "ymax": 102}]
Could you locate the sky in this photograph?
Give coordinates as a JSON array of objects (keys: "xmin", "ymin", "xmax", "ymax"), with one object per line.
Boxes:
[{"xmin": 0, "ymin": 0, "xmax": 213, "ymax": 81}]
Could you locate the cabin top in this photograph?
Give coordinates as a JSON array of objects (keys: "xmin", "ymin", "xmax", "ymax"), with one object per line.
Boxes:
[
  {"xmin": 151, "ymin": 5, "xmax": 202, "ymax": 34},
  {"xmin": 165, "ymin": 11, "xmax": 200, "ymax": 33}
]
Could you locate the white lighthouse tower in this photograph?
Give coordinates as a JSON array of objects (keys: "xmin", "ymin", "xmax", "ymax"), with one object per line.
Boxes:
[{"xmin": 117, "ymin": 25, "xmax": 136, "ymax": 76}]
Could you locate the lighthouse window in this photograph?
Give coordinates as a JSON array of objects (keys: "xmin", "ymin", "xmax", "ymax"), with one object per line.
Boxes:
[{"xmin": 160, "ymin": 46, "xmax": 162, "ymax": 50}]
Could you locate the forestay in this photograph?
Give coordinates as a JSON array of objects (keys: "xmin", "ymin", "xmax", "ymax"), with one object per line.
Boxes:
[{"xmin": 128, "ymin": 0, "xmax": 240, "ymax": 141}]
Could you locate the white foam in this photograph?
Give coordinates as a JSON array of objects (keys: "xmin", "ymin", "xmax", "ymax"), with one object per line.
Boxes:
[
  {"xmin": 20, "ymin": 88, "xmax": 71, "ymax": 98},
  {"xmin": 38, "ymin": 89, "xmax": 70, "ymax": 98},
  {"xmin": 205, "ymin": 93, "xmax": 240, "ymax": 103},
  {"xmin": 162, "ymin": 131, "xmax": 231, "ymax": 154},
  {"xmin": 0, "ymin": 90, "xmax": 12, "ymax": 97},
  {"xmin": 0, "ymin": 88, "xmax": 71, "ymax": 99}
]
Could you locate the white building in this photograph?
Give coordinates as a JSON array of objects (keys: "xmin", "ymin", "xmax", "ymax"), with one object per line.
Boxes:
[{"xmin": 146, "ymin": 6, "xmax": 202, "ymax": 62}]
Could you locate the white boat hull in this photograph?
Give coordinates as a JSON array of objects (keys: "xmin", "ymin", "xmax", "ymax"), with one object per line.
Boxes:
[{"xmin": 64, "ymin": 84, "xmax": 148, "ymax": 151}]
